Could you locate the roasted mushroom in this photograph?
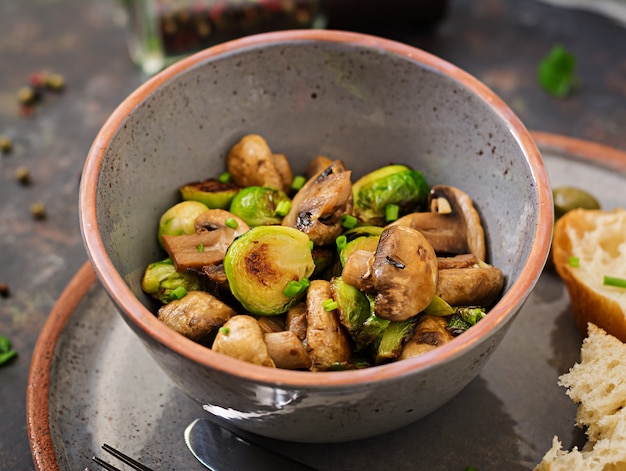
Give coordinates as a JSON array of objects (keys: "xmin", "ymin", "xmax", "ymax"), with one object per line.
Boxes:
[
  {"xmin": 436, "ymin": 260, "xmax": 504, "ymax": 307},
  {"xmin": 390, "ymin": 185, "xmax": 486, "ymax": 260},
  {"xmin": 282, "ymin": 160, "xmax": 353, "ymax": 246},
  {"xmin": 162, "ymin": 209, "xmax": 249, "ymax": 271},
  {"xmin": 226, "ymin": 134, "xmax": 293, "ymax": 193},
  {"xmin": 305, "ymin": 280, "xmax": 351, "ymax": 371},
  {"xmin": 157, "ymin": 290, "xmax": 237, "ymax": 343},
  {"xmin": 264, "ymin": 330, "xmax": 312, "ymax": 370},
  {"xmin": 212, "ymin": 315, "xmax": 275, "ymax": 367},
  {"xmin": 342, "ymin": 225, "xmax": 438, "ymax": 321},
  {"xmin": 399, "ymin": 315, "xmax": 454, "ymax": 359}
]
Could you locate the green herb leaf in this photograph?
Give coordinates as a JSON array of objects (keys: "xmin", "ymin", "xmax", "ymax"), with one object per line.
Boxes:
[
  {"xmin": 568, "ymin": 256, "xmax": 580, "ymax": 268},
  {"xmin": 604, "ymin": 275, "xmax": 626, "ymax": 289},
  {"xmin": 538, "ymin": 45, "xmax": 578, "ymax": 97}
]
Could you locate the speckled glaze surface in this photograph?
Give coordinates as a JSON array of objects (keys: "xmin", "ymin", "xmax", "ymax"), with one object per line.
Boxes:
[{"xmin": 78, "ymin": 30, "xmax": 552, "ymax": 442}]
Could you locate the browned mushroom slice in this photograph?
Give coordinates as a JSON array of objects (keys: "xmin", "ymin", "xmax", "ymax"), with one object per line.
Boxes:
[
  {"xmin": 286, "ymin": 302, "xmax": 308, "ymax": 340},
  {"xmin": 390, "ymin": 185, "xmax": 486, "ymax": 261},
  {"xmin": 212, "ymin": 315, "xmax": 275, "ymax": 367},
  {"xmin": 282, "ymin": 161, "xmax": 353, "ymax": 246},
  {"xmin": 342, "ymin": 225, "xmax": 438, "ymax": 321},
  {"xmin": 226, "ymin": 134, "xmax": 292, "ymax": 193},
  {"xmin": 306, "ymin": 155, "xmax": 333, "ymax": 178},
  {"xmin": 436, "ymin": 262, "xmax": 504, "ymax": 307},
  {"xmin": 437, "ymin": 253, "xmax": 479, "ymax": 270},
  {"xmin": 305, "ymin": 280, "xmax": 351, "ymax": 371},
  {"xmin": 399, "ymin": 315, "xmax": 454, "ymax": 359},
  {"xmin": 257, "ymin": 315, "xmax": 286, "ymax": 334},
  {"xmin": 157, "ymin": 290, "xmax": 236, "ymax": 343},
  {"xmin": 264, "ymin": 331, "xmax": 312, "ymax": 370},
  {"xmin": 163, "ymin": 209, "xmax": 249, "ymax": 271}
]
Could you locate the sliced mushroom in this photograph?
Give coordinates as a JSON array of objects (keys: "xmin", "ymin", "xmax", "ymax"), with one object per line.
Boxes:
[
  {"xmin": 286, "ymin": 302, "xmax": 308, "ymax": 340},
  {"xmin": 390, "ymin": 185, "xmax": 486, "ymax": 260},
  {"xmin": 226, "ymin": 134, "xmax": 292, "ymax": 193},
  {"xmin": 306, "ymin": 155, "xmax": 333, "ymax": 178},
  {"xmin": 157, "ymin": 290, "xmax": 237, "ymax": 343},
  {"xmin": 282, "ymin": 161, "xmax": 353, "ymax": 246},
  {"xmin": 305, "ymin": 280, "xmax": 351, "ymax": 371},
  {"xmin": 437, "ymin": 253, "xmax": 479, "ymax": 270},
  {"xmin": 436, "ymin": 262, "xmax": 504, "ymax": 307},
  {"xmin": 257, "ymin": 315, "xmax": 286, "ymax": 334},
  {"xmin": 264, "ymin": 330, "xmax": 312, "ymax": 370},
  {"xmin": 212, "ymin": 315, "xmax": 275, "ymax": 367},
  {"xmin": 162, "ymin": 209, "xmax": 249, "ymax": 271},
  {"xmin": 399, "ymin": 315, "xmax": 454, "ymax": 359},
  {"xmin": 342, "ymin": 225, "xmax": 438, "ymax": 321}
]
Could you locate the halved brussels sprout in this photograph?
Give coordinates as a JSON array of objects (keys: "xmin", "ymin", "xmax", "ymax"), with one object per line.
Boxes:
[
  {"xmin": 179, "ymin": 178, "xmax": 240, "ymax": 209},
  {"xmin": 229, "ymin": 186, "xmax": 291, "ymax": 227},
  {"xmin": 338, "ymin": 226, "xmax": 383, "ymax": 266},
  {"xmin": 141, "ymin": 258, "xmax": 201, "ymax": 304},
  {"xmin": 329, "ymin": 276, "xmax": 370, "ymax": 334},
  {"xmin": 376, "ymin": 317, "xmax": 418, "ymax": 364},
  {"xmin": 158, "ymin": 200, "xmax": 209, "ymax": 245},
  {"xmin": 223, "ymin": 226, "xmax": 315, "ymax": 316},
  {"xmin": 352, "ymin": 164, "xmax": 429, "ymax": 224}
]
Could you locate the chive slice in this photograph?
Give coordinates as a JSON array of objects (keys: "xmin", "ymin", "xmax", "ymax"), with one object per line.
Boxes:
[
  {"xmin": 219, "ymin": 326, "xmax": 230, "ymax": 335},
  {"xmin": 603, "ymin": 276, "xmax": 626, "ymax": 289},
  {"xmin": 225, "ymin": 217, "xmax": 238, "ymax": 229},
  {"xmin": 309, "ymin": 240, "xmax": 314, "ymax": 251},
  {"xmin": 291, "ymin": 175, "xmax": 306, "ymax": 191},
  {"xmin": 335, "ymin": 235, "xmax": 347, "ymax": 253},
  {"xmin": 568, "ymin": 256, "xmax": 579, "ymax": 267},
  {"xmin": 275, "ymin": 200, "xmax": 291, "ymax": 217},
  {"xmin": 322, "ymin": 298, "xmax": 338, "ymax": 311},
  {"xmin": 197, "ymin": 243, "xmax": 204, "ymax": 252},
  {"xmin": 169, "ymin": 286, "xmax": 188, "ymax": 300},
  {"xmin": 218, "ymin": 171, "xmax": 232, "ymax": 183},
  {"xmin": 340, "ymin": 214, "xmax": 358, "ymax": 229},
  {"xmin": 283, "ymin": 278, "xmax": 310, "ymax": 298},
  {"xmin": 385, "ymin": 204, "xmax": 400, "ymax": 222}
]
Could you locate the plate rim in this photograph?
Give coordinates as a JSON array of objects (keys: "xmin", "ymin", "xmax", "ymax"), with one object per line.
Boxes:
[{"xmin": 25, "ymin": 132, "xmax": 626, "ymax": 470}]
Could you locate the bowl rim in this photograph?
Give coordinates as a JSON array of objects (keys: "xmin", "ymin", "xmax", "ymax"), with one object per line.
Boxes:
[{"xmin": 79, "ymin": 29, "xmax": 553, "ymax": 388}]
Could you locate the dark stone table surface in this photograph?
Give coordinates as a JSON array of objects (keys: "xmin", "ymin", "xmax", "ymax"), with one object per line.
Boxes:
[{"xmin": 0, "ymin": 0, "xmax": 624, "ymax": 468}]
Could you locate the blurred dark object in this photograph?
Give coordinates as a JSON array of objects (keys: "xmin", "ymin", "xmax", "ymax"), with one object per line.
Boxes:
[{"xmin": 323, "ymin": 0, "xmax": 448, "ymax": 30}]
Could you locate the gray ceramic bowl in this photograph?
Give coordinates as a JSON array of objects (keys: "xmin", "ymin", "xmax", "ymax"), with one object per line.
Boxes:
[{"xmin": 79, "ymin": 30, "xmax": 552, "ymax": 443}]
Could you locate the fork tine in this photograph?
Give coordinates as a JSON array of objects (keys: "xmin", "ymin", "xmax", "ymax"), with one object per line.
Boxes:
[
  {"xmin": 91, "ymin": 456, "xmax": 122, "ymax": 471},
  {"xmin": 102, "ymin": 444, "xmax": 154, "ymax": 471}
]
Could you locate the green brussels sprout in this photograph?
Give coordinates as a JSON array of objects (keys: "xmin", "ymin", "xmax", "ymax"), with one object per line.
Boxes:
[
  {"xmin": 179, "ymin": 178, "xmax": 240, "ymax": 209},
  {"xmin": 223, "ymin": 226, "xmax": 315, "ymax": 316},
  {"xmin": 229, "ymin": 186, "xmax": 292, "ymax": 227},
  {"xmin": 352, "ymin": 164, "xmax": 429, "ymax": 224},
  {"xmin": 329, "ymin": 276, "xmax": 370, "ymax": 334},
  {"xmin": 338, "ymin": 226, "xmax": 383, "ymax": 266},
  {"xmin": 158, "ymin": 200, "xmax": 209, "ymax": 245},
  {"xmin": 141, "ymin": 258, "xmax": 202, "ymax": 304},
  {"xmin": 376, "ymin": 317, "xmax": 418, "ymax": 364}
]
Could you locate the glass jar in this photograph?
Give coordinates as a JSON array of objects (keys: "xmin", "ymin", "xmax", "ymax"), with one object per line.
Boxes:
[{"xmin": 121, "ymin": 0, "xmax": 325, "ymax": 75}]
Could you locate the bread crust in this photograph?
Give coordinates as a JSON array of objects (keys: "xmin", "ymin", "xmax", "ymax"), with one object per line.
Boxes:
[{"xmin": 552, "ymin": 208, "xmax": 626, "ymax": 342}]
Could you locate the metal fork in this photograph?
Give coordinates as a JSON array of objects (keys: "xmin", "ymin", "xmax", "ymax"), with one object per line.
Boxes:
[{"xmin": 89, "ymin": 443, "xmax": 154, "ymax": 471}]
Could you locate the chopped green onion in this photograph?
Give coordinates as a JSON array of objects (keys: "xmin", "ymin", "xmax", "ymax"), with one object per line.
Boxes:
[
  {"xmin": 603, "ymin": 275, "xmax": 626, "ymax": 289},
  {"xmin": 385, "ymin": 204, "xmax": 400, "ymax": 223},
  {"xmin": 0, "ymin": 335, "xmax": 11, "ymax": 353},
  {"xmin": 291, "ymin": 175, "xmax": 306, "ymax": 191},
  {"xmin": 283, "ymin": 278, "xmax": 310, "ymax": 298},
  {"xmin": 169, "ymin": 286, "xmax": 188, "ymax": 301},
  {"xmin": 275, "ymin": 200, "xmax": 291, "ymax": 217},
  {"xmin": 340, "ymin": 214, "xmax": 358, "ymax": 229},
  {"xmin": 456, "ymin": 307, "xmax": 487, "ymax": 326},
  {"xmin": 225, "ymin": 217, "xmax": 239, "ymax": 229},
  {"xmin": 218, "ymin": 171, "xmax": 232, "ymax": 183},
  {"xmin": 568, "ymin": 256, "xmax": 580, "ymax": 267},
  {"xmin": 335, "ymin": 235, "xmax": 347, "ymax": 253},
  {"xmin": 197, "ymin": 243, "xmax": 204, "ymax": 252},
  {"xmin": 538, "ymin": 44, "xmax": 578, "ymax": 98},
  {"xmin": 219, "ymin": 326, "xmax": 230, "ymax": 335},
  {"xmin": 322, "ymin": 298, "xmax": 338, "ymax": 311},
  {"xmin": 309, "ymin": 240, "xmax": 314, "ymax": 251},
  {"xmin": 0, "ymin": 350, "xmax": 17, "ymax": 366}
]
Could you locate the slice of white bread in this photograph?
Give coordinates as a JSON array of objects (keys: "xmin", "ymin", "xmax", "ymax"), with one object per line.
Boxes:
[
  {"xmin": 552, "ymin": 208, "xmax": 626, "ymax": 342},
  {"xmin": 535, "ymin": 323, "xmax": 626, "ymax": 470}
]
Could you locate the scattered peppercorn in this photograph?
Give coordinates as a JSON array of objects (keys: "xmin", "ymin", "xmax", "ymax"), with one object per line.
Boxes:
[
  {"xmin": 15, "ymin": 166, "xmax": 32, "ymax": 185},
  {"xmin": 30, "ymin": 201, "xmax": 47, "ymax": 220},
  {"xmin": 0, "ymin": 135, "xmax": 12, "ymax": 154},
  {"xmin": 0, "ymin": 283, "xmax": 10, "ymax": 298},
  {"xmin": 17, "ymin": 86, "xmax": 39, "ymax": 105},
  {"xmin": 45, "ymin": 72, "xmax": 66, "ymax": 92}
]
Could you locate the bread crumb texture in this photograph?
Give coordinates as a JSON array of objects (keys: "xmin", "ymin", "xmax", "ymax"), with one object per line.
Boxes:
[
  {"xmin": 535, "ymin": 324, "xmax": 626, "ymax": 470},
  {"xmin": 552, "ymin": 208, "xmax": 626, "ymax": 341}
]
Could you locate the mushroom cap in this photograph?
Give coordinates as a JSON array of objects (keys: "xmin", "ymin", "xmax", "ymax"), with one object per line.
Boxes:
[{"xmin": 372, "ymin": 225, "xmax": 438, "ymax": 321}]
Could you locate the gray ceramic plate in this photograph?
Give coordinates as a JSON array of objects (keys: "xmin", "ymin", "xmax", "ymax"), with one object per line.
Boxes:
[{"xmin": 28, "ymin": 133, "xmax": 626, "ymax": 471}]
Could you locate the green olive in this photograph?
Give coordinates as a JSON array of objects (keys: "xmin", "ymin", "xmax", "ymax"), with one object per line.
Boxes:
[{"xmin": 552, "ymin": 186, "xmax": 600, "ymax": 219}]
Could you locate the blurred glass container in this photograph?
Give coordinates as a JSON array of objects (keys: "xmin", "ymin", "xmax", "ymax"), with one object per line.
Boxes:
[{"xmin": 121, "ymin": 0, "xmax": 325, "ymax": 75}]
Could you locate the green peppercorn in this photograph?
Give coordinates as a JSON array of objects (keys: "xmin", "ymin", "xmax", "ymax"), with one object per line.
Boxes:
[
  {"xmin": 0, "ymin": 135, "xmax": 13, "ymax": 154},
  {"xmin": 30, "ymin": 201, "xmax": 47, "ymax": 220},
  {"xmin": 15, "ymin": 166, "xmax": 31, "ymax": 185}
]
